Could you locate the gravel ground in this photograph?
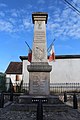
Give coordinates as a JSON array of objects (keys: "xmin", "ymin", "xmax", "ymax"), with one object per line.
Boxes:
[
  {"xmin": 0, "ymin": 94, "xmax": 80, "ymax": 120},
  {"xmin": 0, "ymin": 103, "xmax": 80, "ymax": 120}
]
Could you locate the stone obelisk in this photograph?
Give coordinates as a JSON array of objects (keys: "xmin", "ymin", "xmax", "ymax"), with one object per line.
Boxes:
[{"xmin": 27, "ymin": 12, "xmax": 52, "ymax": 96}]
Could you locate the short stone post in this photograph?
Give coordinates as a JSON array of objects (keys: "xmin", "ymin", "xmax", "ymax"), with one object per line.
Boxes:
[
  {"xmin": 0, "ymin": 92, "xmax": 4, "ymax": 108},
  {"xmin": 64, "ymin": 91, "xmax": 67, "ymax": 102},
  {"xmin": 10, "ymin": 84, "xmax": 13, "ymax": 101},
  {"xmin": 73, "ymin": 93, "xmax": 78, "ymax": 109},
  {"xmin": 37, "ymin": 99, "xmax": 43, "ymax": 120},
  {"xmin": 10, "ymin": 90, "xmax": 13, "ymax": 101}
]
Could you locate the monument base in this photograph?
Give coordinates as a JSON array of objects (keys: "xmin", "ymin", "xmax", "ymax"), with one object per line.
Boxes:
[
  {"xmin": 27, "ymin": 62, "xmax": 52, "ymax": 96},
  {"xmin": 19, "ymin": 95, "xmax": 63, "ymax": 104},
  {"xmin": 29, "ymin": 72, "xmax": 50, "ymax": 95}
]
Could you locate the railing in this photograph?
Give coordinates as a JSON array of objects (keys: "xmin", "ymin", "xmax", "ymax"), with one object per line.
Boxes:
[
  {"xmin": 4, "ymin": 83, "xmax": 80, "ymax": 93},
  {"xmin": 5, "ymin": 83, "xmax": 29, "ymax": 93},
  {"xmin": 50, "ymin": 83, "xmax": 80, "ymax": 93}
]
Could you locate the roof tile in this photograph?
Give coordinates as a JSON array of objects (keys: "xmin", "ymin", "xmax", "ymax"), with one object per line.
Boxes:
[{"xmin": 5, "ymin": 62, "xmax": 22, "ymax": 74}]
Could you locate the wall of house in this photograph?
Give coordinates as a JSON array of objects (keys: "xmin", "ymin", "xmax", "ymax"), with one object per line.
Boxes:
[
  {"xmin": 22, "ymin": 60, "xmax": 30, "ymax": 84},
  {"xmin": 6, "ymin": 74, "xmax": 22, "ymax": 91},
  {"xmin": 49, "ymin": 58, "xmax": 80, "ymax": 83},
  {"xmin": 6, "ymin": 74, "xmax": 22, "ymax": 84},
  {"xmin": 22, "ymin": 58, "xmax": 80, "ymax": 84}
]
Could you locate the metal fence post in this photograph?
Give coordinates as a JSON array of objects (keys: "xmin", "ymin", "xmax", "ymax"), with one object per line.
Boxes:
[
  {"xmin": 64, "ymin": 91, "xmax": 67, "ymax": 102},
  {"xmin": 37, "ymin": 99, "xmax": 43, "ymax": 120},
  {"xmin": 73, "ymin": 93, "xmax": 78, "ymax": 109}
]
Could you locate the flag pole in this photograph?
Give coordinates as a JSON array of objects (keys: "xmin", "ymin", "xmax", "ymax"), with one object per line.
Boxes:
[
  {"xmin": 47, "ymin": 39, "xmax": 55, "ymax": 53},
  {"xmin": 25, "ymin": 41, "xmax": 32, "ymax": 62},
  {"xmin": 25, "ymin": 41, "xmax": 32, "ymax": 51}
]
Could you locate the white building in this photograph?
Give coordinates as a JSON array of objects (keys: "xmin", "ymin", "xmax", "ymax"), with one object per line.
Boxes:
[{"xmin": 5, "ymin": 55, "xmax": 80, "ymax": 92}]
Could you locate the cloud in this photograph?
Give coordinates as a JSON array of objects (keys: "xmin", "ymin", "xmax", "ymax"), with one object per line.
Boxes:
[
  {"xmin": 0, "ymin": 11, "xmax": 5, "ymax": 17},
  {"xmin": 23, "ymin": 18, "xmax": 33, "ymax": 30},
  {"xmin": 48, "ymin": 5, "xmax": 55, "ymax": 10},
  {"xmin": 27, "ymin": 4, "xmax": 33, "ymax": 9},
  {"xmin": 9, "ymin": 9, "xmax": 19, "ymax": 17},
  {"xmin": 57, "ymin": 44, "xmax": 73, "ymax": 49},
  {"xmin": 0, "ymin": 1, "xmax": 79, "ymax": 40},
  {"xmin": 11, "ymin": 12, "xmax": 18, "ymax": 17},
  {"xmin": 47, "ymin": 6, "xmax": 80, "ymax": 40},
  {"xmin": 0, "ymin": 20, "xmax": 13, "ymax": 32},
  {"xmin": 0, "ymin": 8, "xmax": 33, "ymax": 33},
  {"xmin": 37, "ymin": 0, "xmax": 45, "ymax": 4},
  {"xmin": 8, "ymin": 18, "xmax": 16, "ymax": 24},
  {"xmin": 0, "ymin": 3, "xmax": 7, "ymax": 7}
]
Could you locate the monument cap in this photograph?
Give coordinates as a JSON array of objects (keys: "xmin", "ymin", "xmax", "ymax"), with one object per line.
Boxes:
[{"xmin": 32, "ymin": 12, "xmax": 48, "ymax": 24}]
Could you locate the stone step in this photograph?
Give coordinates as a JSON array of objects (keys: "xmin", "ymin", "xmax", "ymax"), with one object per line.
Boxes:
[
  {"xmin": 10, "ymin": 103, "xmax": 70, "ymax": 112},
  {"xmin": 4, "ymin": 101, "xmax": 12, "ymax": 108}
]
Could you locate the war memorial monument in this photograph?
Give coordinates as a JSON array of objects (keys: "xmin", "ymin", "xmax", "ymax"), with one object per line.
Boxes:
[
  {"xmin": 0, "ymin": 12, "xmax": 80, "ymax": 120},
  {"xmin": 27, "ymin": 12, "xmax": 52, "ymax": 96}
]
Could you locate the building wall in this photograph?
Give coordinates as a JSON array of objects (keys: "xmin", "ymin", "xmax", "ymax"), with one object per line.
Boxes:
[
  {"xmin": 22, "ymin": 60, "xmax": 30, "ymax": 84},
  {"xmin": 49, "ymin": 59, "xmax": 80, "ymax": 83},
  {"xmin": 6, "ymin": 74, "xmax": 22, "ymax": 91},
  {"xmin": 6, "ymin": 74, "xmax": 22, "ymax": 84},
  {"xmin": 22, "ymin": 58, "xmax": 80, "ymax": 84}
]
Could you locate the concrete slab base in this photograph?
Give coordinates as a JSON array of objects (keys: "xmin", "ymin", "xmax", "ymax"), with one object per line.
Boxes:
[{"xmin": 19, "ymin": 95, "xmax": 63, "ymax": 104}]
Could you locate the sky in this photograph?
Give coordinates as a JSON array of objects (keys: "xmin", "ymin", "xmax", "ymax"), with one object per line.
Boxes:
[{"xmin": 0, "ymin": 0, "xmax": 80, "ymax": 72}]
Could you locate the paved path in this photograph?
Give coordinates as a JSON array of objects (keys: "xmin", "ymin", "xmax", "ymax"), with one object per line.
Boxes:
[{"xmin": 0, "ymin": 103, "xmax": 80, "ymax": 120}]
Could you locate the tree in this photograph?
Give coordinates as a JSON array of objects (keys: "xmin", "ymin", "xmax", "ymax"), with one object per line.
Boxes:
[{"xmin": 0, "ymin": 73, "xmax": 6, "ymax": 92}]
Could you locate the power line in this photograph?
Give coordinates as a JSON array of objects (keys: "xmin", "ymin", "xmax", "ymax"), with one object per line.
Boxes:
[
  {"xmin": 71, "ymin": 0, "xmax": 80, "ymax": 9},
  {"xmin": 62, "ymin": 0, "xmax": 80, "ymax": 16},
  {"xmin": 65, "ymin": 0, "xmax": 80, "ymax": 13}
]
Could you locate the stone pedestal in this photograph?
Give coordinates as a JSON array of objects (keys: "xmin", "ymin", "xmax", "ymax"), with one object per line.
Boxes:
[
  {"xmin": 27, "ymin": 12, "xmax": 52, "ymax": 96},
  {"xmin": 28, "ymin": 63, "xmax": 51, "ymax": 95}
]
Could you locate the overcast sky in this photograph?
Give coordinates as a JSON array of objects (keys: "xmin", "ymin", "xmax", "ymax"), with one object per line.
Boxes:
[{"xmin": 0, "ymin": 0, "xmax": 80, "ymax": 72}]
